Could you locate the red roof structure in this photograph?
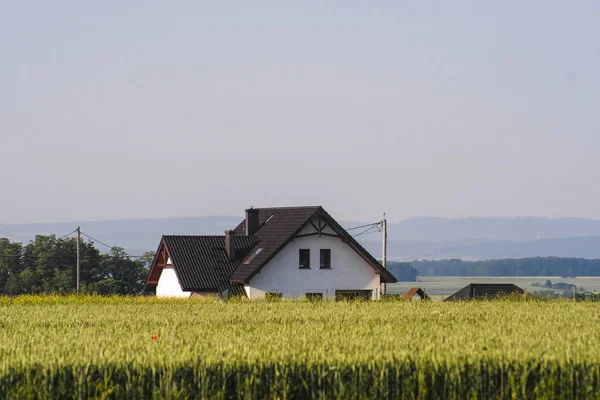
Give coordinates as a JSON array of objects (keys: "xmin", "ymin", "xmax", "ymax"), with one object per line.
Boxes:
[{"xmin": 404, "ymin": 288, "xmax": 430, "ymax": 301}]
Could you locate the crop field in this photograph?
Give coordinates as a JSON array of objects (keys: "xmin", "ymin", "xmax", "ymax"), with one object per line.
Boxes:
[{"xmin": 1, "ymin": 296, "xmax": 600, "ymax": 399}]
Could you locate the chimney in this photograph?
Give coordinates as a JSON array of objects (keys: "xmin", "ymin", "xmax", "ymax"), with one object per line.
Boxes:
[
  {"xmin": 245, "ymin": 207, "xmax": 260, "ymax": 236},
  {"xmin": 224, "ymin": 229, "xmax": 236, "ymax": 261}
]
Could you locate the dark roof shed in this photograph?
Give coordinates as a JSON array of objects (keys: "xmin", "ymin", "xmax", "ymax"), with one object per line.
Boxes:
[{"xmin": 444, "ymin": 283, "xmax": 525, "ymax": 301}]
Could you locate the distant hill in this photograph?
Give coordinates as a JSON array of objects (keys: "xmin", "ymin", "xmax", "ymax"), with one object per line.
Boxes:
[
  {"xmin": 384, "ymin": 216, "xmax": 600, "ymax": 242},
  {"xmin": 361, "ymin": 216, "xmax": 600, "ymax": 261},
  {"xmin": 360, "ymin": 236, "xmax": 600, "ymax": 261},
  {"xmin": 0, "ymin": 216, "xmax": 241, "ymax": 256},
  {"xmin": 2, "ymin": 216, "xmax": 600, "ymax": 260}
]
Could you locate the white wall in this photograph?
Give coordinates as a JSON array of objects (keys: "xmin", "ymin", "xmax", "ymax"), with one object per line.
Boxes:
[
  {"xmin": 156, "ymin": 266, "xmax": 192, "ymax": 298},
  {"xmin": 246, "ymin": 221, "xmax": 380, "ymax": 299}
]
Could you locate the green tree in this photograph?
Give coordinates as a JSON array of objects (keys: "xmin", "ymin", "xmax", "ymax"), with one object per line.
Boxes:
[
  {"xmin": 139, "ymin": 251, "xmax": 156, "ymax": 268},
  {"xmin": 0, "ymin": 238, "xmax": 23, "ymax": 294},
  {"xmin": 97, "ymin": 247, "xmax": 148, "ymax": 295}
]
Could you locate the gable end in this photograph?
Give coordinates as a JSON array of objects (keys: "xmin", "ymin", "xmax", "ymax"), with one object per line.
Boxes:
[{"xmin": 230, "ymin": 207, "xmax": 397, "ymax": 284}]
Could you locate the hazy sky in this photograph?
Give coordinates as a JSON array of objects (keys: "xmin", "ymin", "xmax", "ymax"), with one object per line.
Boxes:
[{"xmin": 1, "ymin": 1, "xmax": 599, "ymax": 224}]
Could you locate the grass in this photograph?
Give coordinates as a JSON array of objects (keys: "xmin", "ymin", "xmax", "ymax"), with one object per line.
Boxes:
[{"xmin": 0, "ymin": 296, "xmax": 599, "ymax": 399}]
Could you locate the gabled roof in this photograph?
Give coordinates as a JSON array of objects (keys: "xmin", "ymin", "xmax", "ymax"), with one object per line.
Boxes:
[
  {"xmin": 145, "ymin": 206, "xmax": 397, "ymax": 295},
  {"xmin": 229, "ymin": 206, "xmax": 320, "ymax": 283},
  {"xmin": 229, "ymin": 206, "xmax": 397, "ymax": 284},
  {"xmin": 404, "ymin": 287, "xmax": 430, "ymax": 301},
  {"xmin": 145, "ymin": 235, "xmax": 256, "ymax": 295},
  {"xmin": 444, "ymin": 283, "xmax": 525, "ymax": 301}
]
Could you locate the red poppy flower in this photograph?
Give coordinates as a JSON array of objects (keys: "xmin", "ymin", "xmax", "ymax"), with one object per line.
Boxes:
[{"xmin": 151, "ymin": 334, "xmax": 158, "ymax": 340}]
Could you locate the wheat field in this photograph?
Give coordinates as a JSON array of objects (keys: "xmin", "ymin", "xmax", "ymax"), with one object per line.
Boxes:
[{"xmin": 0, "ymin": 296, "xmax": 599, "ymax": 399}]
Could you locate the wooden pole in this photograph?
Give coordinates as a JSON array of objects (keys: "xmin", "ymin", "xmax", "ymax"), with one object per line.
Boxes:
[
  {"xmin": 381, "ymin": 213, "xmax": 387, "ymax": 297},
  {"xmin": 76, "ymin": 226, "xmax": 81, "ymax": 293}
]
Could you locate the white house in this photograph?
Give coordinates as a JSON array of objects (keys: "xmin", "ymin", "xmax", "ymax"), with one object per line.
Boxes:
[{"xmin": 144, "ymin": 206, "xmax": 397, "ymax": 300}]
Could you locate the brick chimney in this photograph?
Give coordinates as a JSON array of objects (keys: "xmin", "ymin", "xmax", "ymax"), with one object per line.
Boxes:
[
  {"xmin": 245, "ymin": 207, "xmax": 260, "ymax": 236},
  {"xmin": 224, "ymin": 229, "xmax": 236, "ymax": 261}
]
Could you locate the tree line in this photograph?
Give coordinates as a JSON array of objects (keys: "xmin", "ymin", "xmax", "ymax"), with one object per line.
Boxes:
[
  {"xmin": 386, "ymin": 262, "xmax": 417, "ymax": 281},
  {"xmin": 0, "ymin": 235, "xmax": 153, "ymax": 295},
  {"xmin": 413, "ymin": 257, "xmax": 600, "ymax": 277}
]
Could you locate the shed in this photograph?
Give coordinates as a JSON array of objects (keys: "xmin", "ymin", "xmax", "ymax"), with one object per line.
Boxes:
[
  {"xmin": 404, "ymin": 287, "xmax": 431, "ymax": 301},
  {"xmin": 444, "ymin": 283, "xmax": 525, "ymax": 301}
]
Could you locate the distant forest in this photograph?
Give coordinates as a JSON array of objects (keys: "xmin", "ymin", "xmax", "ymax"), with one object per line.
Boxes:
[
  {"xmin": 0, "ymin": 236, "xmax": 153, "ymax": 295},
  {"xmin": 385, "ymin": 262, "xmax": 418, "ymax": 282},
  {"xmin": 4, "ymin": 233, "xmax": 600, "ymax": 293},
  {"xmin": 412, "ymin": 257, "xmax": 600, "ymax": 278}
]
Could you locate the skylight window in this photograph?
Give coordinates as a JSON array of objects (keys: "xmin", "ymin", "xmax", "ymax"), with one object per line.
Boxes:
[
  {"xmin": 265, "ymin": 215, "xmax": 274, "ymax": 224},
  {"xmin": 244, "ymin": 248, "xmax": 263, "ymax": 264}
]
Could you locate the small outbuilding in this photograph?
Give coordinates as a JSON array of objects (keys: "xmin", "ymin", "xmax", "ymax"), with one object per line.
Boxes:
[
  {"xmin": 404, "ymin": 287, "xmax": 431, "ymax": 301},
  {"xmin": 444, "ymin": 283, "xmax": 525, "ymax": 301}
]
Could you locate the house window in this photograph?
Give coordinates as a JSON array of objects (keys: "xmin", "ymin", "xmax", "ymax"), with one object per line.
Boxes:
[
  {"xmin": 320, "ymin": 249, "xmax": 331, "ymax": 269},
  {"xmin": 306, "ymin": 293, "xmax": 323, "ymax": 301},
  {"xmin": 265, "ymin": 292, "xmax": 282, "ymax": 301},
  {"xmin": 299, "ymin": 249, "xmax": 310, "ymax": 269}
]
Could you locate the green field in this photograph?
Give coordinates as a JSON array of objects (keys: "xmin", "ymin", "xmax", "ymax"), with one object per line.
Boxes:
[
  {"xmin": 387, "ymin": 276, "xmax": 600, "ymax": 301},
  {"xmin": 1, "ymin": 296, "xmax": 600, "ymax": 399}
]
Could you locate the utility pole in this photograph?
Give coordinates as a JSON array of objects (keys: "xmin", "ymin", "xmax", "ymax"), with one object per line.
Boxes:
[
  {"xmin": 76, "ymin": 226, "xmax": 81, "ymax": 293},
  {"xmin": 381, "ymin": 213, "xmax": 387, "ymax": 298}
]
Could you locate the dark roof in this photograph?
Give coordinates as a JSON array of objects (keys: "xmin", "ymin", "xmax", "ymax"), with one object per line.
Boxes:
[
  {"xmin": 145, "ymin": 206, "xmax": 397, "ymax": 295},
  {"xmin": 163, "ymin": 235, "xmax": 256, "ymax": 295},
  {"xmin": 229, "ymin": 207, "xmax": 321, "ymax": 283},
  {"xmin": 229, "ymin": 206, "xmax": 397, "ymax": 284},
  {"xmin": 444, "ymin": 283, "xmax": 525, "ymax": 302}
]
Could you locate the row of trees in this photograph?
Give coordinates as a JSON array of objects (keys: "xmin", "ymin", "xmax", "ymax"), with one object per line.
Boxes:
[
  {"xmin": 413, "ymin": 257, "xmax": 600, "ymax": 277},
  {"xmin": 0, "ymin": 235, "xmax": 154, "ymax": 295},
  {"xmin": 386, "ymin": 262, "xmax": 417, "ymax": 282}
]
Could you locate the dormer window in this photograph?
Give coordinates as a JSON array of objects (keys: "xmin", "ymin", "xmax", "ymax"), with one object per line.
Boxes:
[{"xmin": 244, "ymin": 248, "xmax": 263, "ymax": 264}]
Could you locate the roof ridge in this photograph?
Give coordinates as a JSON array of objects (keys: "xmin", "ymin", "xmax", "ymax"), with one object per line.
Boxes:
[
  {"xmin": 250, "ymin": 206, "xmax": 322, "ymax": 210},
  {"xmin": 163, "ymin": 234, "xmax": 257, "ymax": 239},
  {"xmin": 164, "ymin": 234, "xmax": 227, "ymax": 238}
]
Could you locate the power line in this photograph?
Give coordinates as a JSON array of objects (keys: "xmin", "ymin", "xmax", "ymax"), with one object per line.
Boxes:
[
  {"xmin": 79, "ymin": 232, "xmax": 116, "ymax": 250},
  {"xmin": 0, "ymin": 229, "xmax": 142, "ymax": 260},
  {"xmin": 353, "ymin": 224, "xmax": 381, "ymax": 238},
  {"xmin": 354, "ymin": 230, "xmax": 378, "ymax": 238},
  {"xmin": 0, "ymin": 232, "xmax": 143, "ymax": 260},
  {"xmin": 56, "ymin": 229, "xmax": 78, "ymax": 241},
  {"xmin": 79, "ymin": 231, "xmax": 142, "ymax": 258},
  {"xmin": 345, "ymin": 222, "xmax": 381, "ymax": 231}
]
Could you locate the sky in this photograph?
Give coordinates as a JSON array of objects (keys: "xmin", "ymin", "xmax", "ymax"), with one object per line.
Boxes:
[{"xmin": 1, "ymin": 1, "xmax": 599, "ymax": 224}]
